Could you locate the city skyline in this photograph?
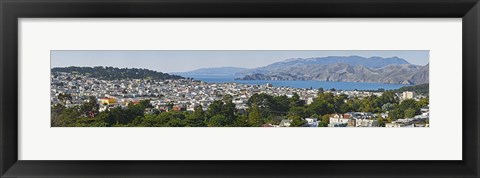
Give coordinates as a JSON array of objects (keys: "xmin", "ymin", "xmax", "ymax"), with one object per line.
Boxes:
[{"xmin": 51, "ymin": 50, "xmax": 429, "ymax": 73}]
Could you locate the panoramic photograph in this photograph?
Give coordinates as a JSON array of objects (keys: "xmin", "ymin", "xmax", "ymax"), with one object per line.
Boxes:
[{"xmin": 50, "ymin": 50, "xmax": 429, "ymax": 127}]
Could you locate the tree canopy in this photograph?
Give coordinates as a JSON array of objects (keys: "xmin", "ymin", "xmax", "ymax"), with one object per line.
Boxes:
[
  {"xmin": 52, "ymin": 91, "xmax": 427, "ymax": 127},
  {"xmin": 52, "ymin": 66, "xmax": 184, "ymax": 80}
]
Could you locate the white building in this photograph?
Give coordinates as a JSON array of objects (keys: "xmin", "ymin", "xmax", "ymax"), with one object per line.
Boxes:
[
  {"xmin": 355, "ymin": 118, "xmax": 378, "ymax": 127},
  {"xmin": 385, "ymin": 123, "xmax": 404, "ymax": 127},
  {"xmin": 328, "ymin": 114, "xmax": 350, "ymax": 127},
  {"xmin": 402, "ymin": 91, "xmax": 415, "ymax": 100}
]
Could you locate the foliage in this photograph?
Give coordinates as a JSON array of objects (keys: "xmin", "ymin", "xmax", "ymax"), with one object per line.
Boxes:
[
  {"xmin": 391, "ymin": 83, "xmax": 429, "ymax": 95},
  {"xmin": 319, "ymin": 114, "xmax": 330, "ymax": 127},
  {"xmin": 377, "ymin": 115, "xmax": 385, "ymax": 127},
  {"xmin": 388, "ymin": 99, "xmax": 421, "ymax": 120},
  {"xmin": 248, "ymin": 104, "xmax": 263, "ymax": 126},
  {"xmin": 52, "ymin": 66, "xmax": 184, "ymax": 80},
  {"xmin": 51, "ymin": 91, "xmax": 427, "ymax": 127}
]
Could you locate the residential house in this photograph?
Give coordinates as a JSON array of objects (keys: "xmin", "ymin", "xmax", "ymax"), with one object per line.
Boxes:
[{"xmin": 328, "ymin": 114, "xmax": 351, "ymax": 127}]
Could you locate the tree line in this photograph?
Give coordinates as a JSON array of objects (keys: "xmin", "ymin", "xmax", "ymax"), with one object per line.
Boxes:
[
  {"xmin": 392, "ymin": 83, "xmax": 429, "ymax": 95},
  {"xmin": 51, "ymin": 91, "xmax": 428, "ymax": 127},
  {"xmin": 52, "ymin": 66, "xmax": 184, "ymax": 81}
]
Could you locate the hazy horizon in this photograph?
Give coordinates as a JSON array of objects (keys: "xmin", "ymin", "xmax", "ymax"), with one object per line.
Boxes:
[{"xmin": 51, "ymin": 50, "xmax": 429, "ymax": 73}]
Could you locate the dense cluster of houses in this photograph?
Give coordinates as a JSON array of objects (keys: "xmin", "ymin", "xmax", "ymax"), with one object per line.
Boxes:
[
  {"xmin": 51, "ymin": 72, "xmax": 429, "ymax": 127},
  {"xmin": 51, "ymin": 72, "xmax": 390, "ymax": 112},
  {"xmin": 328, "ymin": 111, "xmax": 428, "ymax": 127},
  {"xmin": 261, "ymin": 109, "xmax": 429, "ymax": 128}
]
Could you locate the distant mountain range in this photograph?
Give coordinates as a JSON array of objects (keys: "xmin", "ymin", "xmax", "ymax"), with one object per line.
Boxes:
[
  {"xmin": 234, "ymin": 56, "xmax": 429, "ymax": 85},
  {"xmin": 173, "ymin": 56, "xmax": 429, "ymax": 85},
  {"xmin": 173, "ymin": 67, "xmax": 248, "ymax": 77},
  {"xmin": 265, "ymin": 55, "xmax": 410, "ymax": 69}
]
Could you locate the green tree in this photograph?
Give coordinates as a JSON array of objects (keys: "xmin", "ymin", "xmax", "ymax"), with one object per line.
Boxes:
[
  {"xmin": 319, "ymin": 114, "xmax": 330, "ymax": 127},
  {"xmin": 417, "ymin": 97, "xmax": 429, "ymax": 108},
  {"xmin": 207, "ymin": 114, "xmax": 228, "ymax": 127},
  {"xmin": 233, "ymin": 114, "xmax": 250, "ymax": 127},
  {"xmin": 380, "ymin": 91, "xmax": 398, "ymax": 104},
  {"xmin": 205, "ymin": 99, "xmax": 237, "ymax": 126},
  {"xmin": 248, "ymin": 104, "xmax": 263, "ymax": 126},
  {"xmin": 389, "ymin": 108, "xmax": 404, "ymax": 120},
  {"xmin": 333, "ymin": 94, "xmax": 349, "ymax": 113},
  {"xmin": 290, "ymin": 118, "xmax": 306, "ymax": 127},
  {"xmin": 307, "ymin": 95, "xmax": 334, "ymax": 116},
  {"xmin": 51, "ymin": 104, "xmax": 66, "ymax": 127},
  {"xmin": 398, "ymin": 99, "xmax": 418, "ymax": 111},
  {"xmin": 80, "ymin": 96, "xmax": 99, "ymax": 117},
  {"xmin": 289, "ymin": 93, "xmax": 305, "ymax": 107},
  {"xmin": 185, "ymin": 105, "xmax": 206, "ymax": 127},
  {"xmin": 60, "ymin": 106, "xmax": 82, "ymax": 126},
  {"xmin": 288, "ymin": 106, "xmax": 308, "ymax": 119},
  {"xmin": 360, "ymin": 95, "xmax": 382, "ymax": 113},
  {"xmin": 206, "ymin": 100, "xmax": 224, "ymax": 118},
  {"xmin": 248, "ymin": 93, "xmax": 276, "ymax": 110},
  {"xmin": 377, "ymin": 115, "xmax": 385, "ymax": 127},
  {"xmin": 348, "ymin": 97, "xmax": 362, "ymax": 112},
  {"xmin": 273, "ymin": 95, "xmax": 290, "ymax": 114},
  {"xmin": 221, "ymin": 102, "xmax": 236, "ymax": 125},
  {"xmin": 138, "ymin": 114, "xmax": 160, "ymax": 127},
  {"xmin": 160, "ymin": 112, "xmax": 186, "ymax": 127},
  {"xmin": 404, "ymin": 108, "xmax": 417, "ymax": 118},
  {"xmin": 138, "ymin": 99, "xmax": 153, "ymax": 109}
]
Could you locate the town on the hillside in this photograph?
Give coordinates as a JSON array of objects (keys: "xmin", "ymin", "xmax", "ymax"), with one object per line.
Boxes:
[{"xmin": 51, "ymin": 70, "xmax": 429, "ymax": 127}]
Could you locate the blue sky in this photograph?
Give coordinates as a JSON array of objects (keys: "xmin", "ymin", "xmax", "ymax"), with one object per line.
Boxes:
[{"xmin": 51, "ymin": 50, "xmax": 429, "ymax": 73}]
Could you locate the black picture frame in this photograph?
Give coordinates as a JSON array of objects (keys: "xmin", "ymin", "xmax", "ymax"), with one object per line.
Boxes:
[{"xmin": 1, "ymin": 0, "xmax": 479, "ymax": 177}]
